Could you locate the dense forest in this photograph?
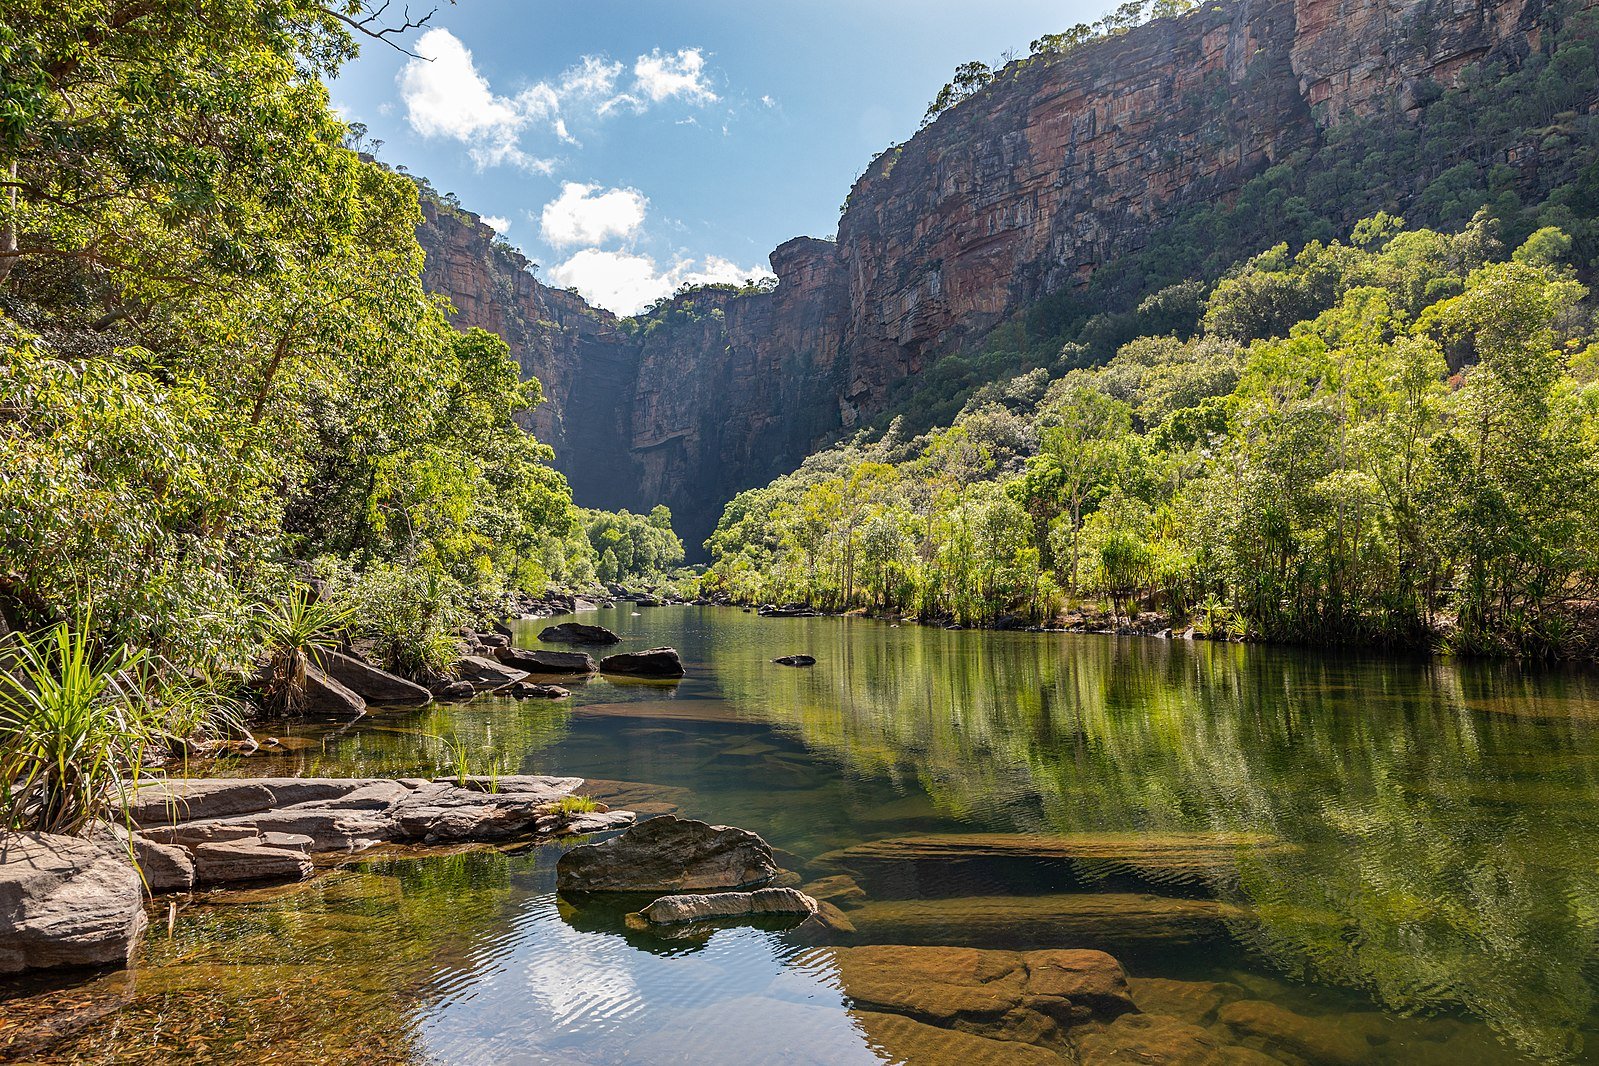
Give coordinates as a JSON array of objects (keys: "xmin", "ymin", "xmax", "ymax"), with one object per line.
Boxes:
[
  {"xmin": 703, "ymin": 215, "xmax": 1599, "ymax": 658},
  {"xmin": 0, "ymin": 0, "xmax": 686, "ymax": 804}
]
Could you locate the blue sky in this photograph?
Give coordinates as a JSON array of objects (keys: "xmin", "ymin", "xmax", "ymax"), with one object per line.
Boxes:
[{"xmin": 329, "ymin": 0, "xmax": 1105, "ymax": 314}]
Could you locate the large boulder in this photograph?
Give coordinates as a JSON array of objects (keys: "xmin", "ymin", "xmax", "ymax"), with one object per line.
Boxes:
[
  {"xmin": 539, "ymin": 622, "xmax": 620, "ymax": 645},
  {"xmin": 452, "ymin": 654, "xmax": 527, "ymax": 693},
  {"xmin": 309, "ymin": 648, "xmax": 432, "ymax": 706},
  {"xmin": 0, "ymin": 833, "xmax": 148, "ymax": 974},
  {"xmin": 557, "ymin": 816, "xmax": 777, "ymax": 893},
  {"xmin": 302, "ymin": 663, "xmax": 366, "ymax": 717},
  {"xmin": 599, "ymin": 647, "xmax": 685, "ymax": 678},
  {"xmin": 495, "ymin": 647, "xmax": 597, "ymax": 674},
  {"xmin": 640, "ymin": 887, "xmax": 816, "ymax": 925}
]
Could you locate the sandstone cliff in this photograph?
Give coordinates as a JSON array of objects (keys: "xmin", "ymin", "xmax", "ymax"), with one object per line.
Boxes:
[{"xmin": 415, "ymin": 0, "xmax": 1589, "ymax": 552}]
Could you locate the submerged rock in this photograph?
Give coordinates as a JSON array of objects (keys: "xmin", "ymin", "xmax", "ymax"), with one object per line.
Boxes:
[
  {"xmin": 1128, "ymin": 976, "xmax": 1248, "ymax": 1027},
  {"xmin": 556, "ymin": 815, "xmax": 777, "ymax": 892},
  {"xmin": 773, "ymin": 654, "xmax": 817, "ymax": 667},
  {"xmin": 1077, "ymin": 1012, "xmax": 1282, "ymax": 1065},
  {"xmin": 598, "ymin": 647, "xmax": 685, "ymax": 678},
  {"xmin": 817, "ymin": 831, "xmax": 1290, "ymax": 895},
  {"xmin": 1218, "ymin": 999, "xmax": 1371, "ymax": 1066},
  {"xmin": 829, "ymin": 944, "xmax": 1135, "ymax": 1034},
  {"xmin": 852, "ymin": 1010, "xmax": 1062, "ymax": 1065},
  {"xmin": 495, "ymin": 647, "xmax": 597, "ymax": 674},
  {"xmin": 539, "ymin": 622, "xmax": 621, "ymax": 645},
  {"xmin": 843, "ymin": 892, "xmax": 1243, "ymax": 951},
  {"xmin": 639, "ymin": 886, "xmax": 817, "ymax": 925},
  {"xmin": 0, "ymin": 834, "xmax": 148, "ymax": 975}
]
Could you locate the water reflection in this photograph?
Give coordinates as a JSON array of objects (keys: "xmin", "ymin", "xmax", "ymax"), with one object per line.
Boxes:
[{"xmin": 8, "ymin": 608, "xmax": 1599, "ymax": 1063}]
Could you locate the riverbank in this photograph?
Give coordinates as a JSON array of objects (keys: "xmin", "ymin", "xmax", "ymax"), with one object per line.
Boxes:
[{"xmin": 1, "ymin": 775, "xmax": 633, "ymax": 977}]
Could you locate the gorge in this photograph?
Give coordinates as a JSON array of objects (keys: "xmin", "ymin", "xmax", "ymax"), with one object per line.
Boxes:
[{"xmin": 416, "ymin": 0, "xmax": 1595, "ymax": 551}]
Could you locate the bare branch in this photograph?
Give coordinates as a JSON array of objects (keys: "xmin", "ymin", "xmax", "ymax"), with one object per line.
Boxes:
[{"xmin": 320, "ymin": 2, "xmax": 438, "ymax": 59}]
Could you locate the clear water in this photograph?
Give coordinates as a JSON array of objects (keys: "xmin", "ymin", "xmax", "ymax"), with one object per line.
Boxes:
[{"xmin": 7, "ymin": 607, "xmax": 1599, "ymax": 1064}]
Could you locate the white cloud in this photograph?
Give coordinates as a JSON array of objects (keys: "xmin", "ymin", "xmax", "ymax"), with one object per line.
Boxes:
[
  {"xmin": 633, "ymin": 48, "xmax": 718, "ymax": 105},
  {"xmin": 540, "ymin": 182, "xmax": 648, "ymax": 247},
  {"xmin": 482, "ymin": 215, "xmax": 511, "ymax": 235},
  {"xmin": 560, "ymin": 56, "xmax": 624, "ymax": 99},
  {"xmin": 548, "ymin": 249, "xmax": 773, "ymax": 315},
  {"xmin": 760, "ymin": 94, "xmax": 777, "ymax": 108},
  {"xmin": 398, "ymin": 28, "xmax": 558, "ymax": 173},
  {"xmin": 396, "ymin": 33, "xmax": 728, "ymax": 169}
]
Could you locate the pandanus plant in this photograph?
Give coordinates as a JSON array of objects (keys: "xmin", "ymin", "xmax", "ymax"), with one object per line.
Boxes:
[
  {"xmin": 0, "ymin": 615, "xmax": 155, "ymax": 835},
  {"xmin": 255, "ymin": 586, "xmax": 354, "ymax": 717}
]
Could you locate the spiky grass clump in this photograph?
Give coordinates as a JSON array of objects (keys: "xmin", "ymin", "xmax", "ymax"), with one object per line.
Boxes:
[{"xmin": 0, "ymin": 617, "xmax": 156, "ymax": 834}]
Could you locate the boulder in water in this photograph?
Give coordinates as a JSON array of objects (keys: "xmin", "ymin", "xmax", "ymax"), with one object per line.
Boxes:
[
  {"xmin": 310, "ymin": 648, "xmax": 432, "ymax": 706},
  {"xmin": 452, "ymin": 655, "xmax": 527, "ymax": 693},
  {"xmin": 556, "ymin": 815, "xmax": 777, "ymax": 892},
  {"xmin": 495, "ymin": 647, "xmax": 597, "ymax": 674},
  {"xmin": 599, "ymin": 647, "xmax": 684, "ymax": 678},
  {"xmin": 302, "ymin": 663, "xmax": 366, "ymax": 716},
  {"xmin": 539, "ymin": 622, "xmax": 620, "ymax": 645}
]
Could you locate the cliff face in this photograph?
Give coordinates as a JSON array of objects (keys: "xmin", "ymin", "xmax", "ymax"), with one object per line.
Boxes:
[{"xmin": 416, "ymin": 0, "xmax": 1582, "ymax": 552}]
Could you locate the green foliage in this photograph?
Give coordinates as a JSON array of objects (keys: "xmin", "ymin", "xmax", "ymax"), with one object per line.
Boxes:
[
  {"xmin": 705, "ymin": 217, "xmax": 1599, "ymax": 658},
  {"xmin": 255, "ymin": 586, "xmax": 353, "ymax": 717},
  {"xmin": 0, "ymin": 616, "xmax": 154, "ymax": 833},
  {"xmin": 0, "ymin": 0, "xmax": 627, "ymax": 730},
  {"xmin": 583, "ymin": 505, "xmax": 685, "ymax": 585},
  {"xmin": 550, "ymin": 794, "xmax": 600, "ymax": 816}
]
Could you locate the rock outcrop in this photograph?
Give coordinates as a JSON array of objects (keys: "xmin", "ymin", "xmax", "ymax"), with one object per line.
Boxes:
[
  {"xmin": 416, "ymin": 0, "xmax": 1585, "ymax": 550},
  {"xmin": 128, "ymin": 775, "xmax": 609, "ymax": 855}
]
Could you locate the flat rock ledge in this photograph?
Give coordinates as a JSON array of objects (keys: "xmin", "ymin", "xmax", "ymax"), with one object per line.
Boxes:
[{"xmin": 123, "ymin": 775, "xmax": 635, "ymax": 887}]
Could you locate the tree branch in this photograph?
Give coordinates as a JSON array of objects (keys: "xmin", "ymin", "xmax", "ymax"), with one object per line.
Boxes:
[{"xmin": 320, "ymin": 2, "xmax": 437, "ymax": 58}]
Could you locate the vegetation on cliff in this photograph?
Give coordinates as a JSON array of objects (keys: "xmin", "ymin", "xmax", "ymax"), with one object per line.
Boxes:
[
  {"xmin": 703, "ymin": 214, "xmax": 1599, "ymax": 658},
  {"xmin": 886, "ymin": 0, "xmax": 1599, "ymax": 433}
]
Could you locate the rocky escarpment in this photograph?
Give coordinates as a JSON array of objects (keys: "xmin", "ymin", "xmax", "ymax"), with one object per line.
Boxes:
[
  {"xmin": 417, "ymin": 201, "xmax": 640, "ymax": 511},
  {"xmin": 417, "ymin": 0, "xmax": 1590, "ymax": 551}
]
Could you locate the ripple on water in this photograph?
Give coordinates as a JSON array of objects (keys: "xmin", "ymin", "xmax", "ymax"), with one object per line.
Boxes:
[{"xmin": 417, "ymin": 894, "xmax": 875, "ymax": 1065}]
